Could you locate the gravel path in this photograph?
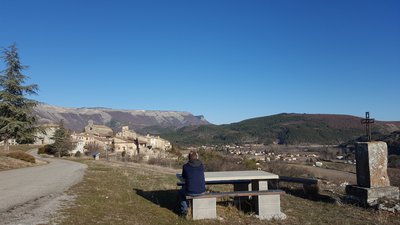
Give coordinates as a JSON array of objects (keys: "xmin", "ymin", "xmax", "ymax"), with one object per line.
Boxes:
[{"xmin": 0, "ymin": 152, "xmax": 87, "ymax": 224}]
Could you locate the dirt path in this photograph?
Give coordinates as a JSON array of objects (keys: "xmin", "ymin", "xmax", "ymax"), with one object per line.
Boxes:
[{"xmin": 0, "ymin": 153, "xmax": 87, "ymax": 225}]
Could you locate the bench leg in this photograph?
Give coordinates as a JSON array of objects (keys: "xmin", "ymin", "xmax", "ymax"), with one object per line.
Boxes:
[
  {"xmin": 191, "ymin": 198, "xmax": 217, "ymax": 220},
  {"xmin": 233, "ymin": 182, "xmax": 251, "ymax": 209},
  {"xmin": 252, "ymin": 180, "xmax": 268, "ymax": 190},
  {"xmin": 254, "ymin": 194, "xmax": 287, "ymax": 220}
]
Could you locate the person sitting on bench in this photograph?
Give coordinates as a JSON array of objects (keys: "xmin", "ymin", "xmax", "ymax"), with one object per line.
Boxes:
[{"xmin": 178, "ymin": 151, "xmax": 206, "ymax": 216}]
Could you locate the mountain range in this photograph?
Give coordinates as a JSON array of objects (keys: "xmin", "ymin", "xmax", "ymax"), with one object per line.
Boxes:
[{"xmin": 33, "ymin": 104, "xmax": 210, "ymax": 132}]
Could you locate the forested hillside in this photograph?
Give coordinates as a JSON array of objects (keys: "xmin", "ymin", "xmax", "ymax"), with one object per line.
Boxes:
[{"xmin": 158, "ymin": 113, "xmax": 400, "ymax": 146}]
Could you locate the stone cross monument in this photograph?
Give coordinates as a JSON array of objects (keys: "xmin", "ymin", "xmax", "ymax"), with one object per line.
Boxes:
[
  {"xmin": 355, "ymin": 142, "xmax": 390, "ymax": 188},
  {"xmin": 361, "ymin": 112, "xmax": 374, "ymax": 141},
  {"xmin": 346, "ymin": 113, "xmax": 399, "ymax": 206}
]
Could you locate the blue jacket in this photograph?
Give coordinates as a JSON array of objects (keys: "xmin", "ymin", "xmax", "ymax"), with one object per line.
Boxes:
[{"xmin": 182, "ymin": 159, "xmax": 206, "ymax": 194}]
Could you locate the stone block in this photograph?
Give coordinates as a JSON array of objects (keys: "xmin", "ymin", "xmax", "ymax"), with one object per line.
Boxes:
[
  {"xmin": 346, "ymin": 185, "xmax": 399, "ymax": 206},
  {"xmin": 252, "ymin": 180, "xmax": 268, "ymax": 190},
  {"xmin": 191, "ymin": 198, "xmax": 217, "ymax": 220},
  {"xmin": 254, "ymin": 194, "xmax": 286, "ymax": 220},
  {"xmin": 356, "ymin": 142, "xmax": 390, "ymax": 188}
]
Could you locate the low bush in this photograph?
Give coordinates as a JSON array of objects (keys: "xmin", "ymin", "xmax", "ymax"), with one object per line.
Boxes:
[
  {"xmin": 388, "ymin": 155, "xmax": 400, "ymax": 168},
  {"xmin": 198, "ymin": 149, "xmax": 256, "ymax": 171},
  {"xmin": 37, "ymin": 145, "xmax": 53, "ymax": 155},
  {"xmin": 147, "ymin": 157, "xmax": 178, "ymax": 168},
  {"xmin": 75, "ymin": 151, "xmax": 82, "ymax": 157},
  {"xmin": 303, "ymin": 183, "xmax": 320, "ymax": 195},
  {"xmin": 7, "ymin": 151, "xmax": 35, "ymax": 163},
  {"xmin": 37, "ymin": 146, "xmax": 46, "ymax": 154},
  {"xmin": 264, "ymin": 161, "xmax": 310, "ymax": 178},
  {"xmin": 131, "ymin": 154, "xmax": 144, "ymax": 163}
]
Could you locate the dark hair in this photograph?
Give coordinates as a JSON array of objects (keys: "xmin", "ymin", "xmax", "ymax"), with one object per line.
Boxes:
[{"xmin": 188, "ymin": 151, "xmax": 199, "ymax": 161}]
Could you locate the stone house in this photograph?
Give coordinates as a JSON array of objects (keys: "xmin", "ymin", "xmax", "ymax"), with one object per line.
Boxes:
[
  {"xmin": 71, "ymin": 132, "xmax": 112, "ymax": 154},
  {"xmin": 145, "ymin": 134, "xmax": 171, "ymax": 151},
  {"xmin": 115, "ymin": 126, "xmax": 137, "ymax": 140},
  {"xmin": 113, "ymin": 137, "xmax": 137, "ymax": 156},
  {"xmin": 0, "ymin": 139, "xmax": 17, "ymax": 146},
  {"xmin": 84, "ymin": 120, "xmax": 113, "ymax": 137},
  {"xmin": 69, "ymin": 123, "xmax": 171, "ymax": 159},
  {"xmin": 0, "ymin": 123, "xmax": 59, "ymax": 146},
  {"xmin": 71, "ymin": 140, "xmax": 85, "ymax": 155},
  {"xmin": 71, "ymin": 132, "xmax": 96, "ymax": 145},
  {"xmin": 34, "ymin": 123, "xmax": 58, "ymax": 145}
]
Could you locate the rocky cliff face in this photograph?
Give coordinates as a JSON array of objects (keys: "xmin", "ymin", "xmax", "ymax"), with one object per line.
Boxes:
[{"xmin": 33, "ymin": 104, "xmax": 210, "ymax": 132}]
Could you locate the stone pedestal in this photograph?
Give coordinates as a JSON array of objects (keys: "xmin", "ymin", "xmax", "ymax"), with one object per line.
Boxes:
[
  {"xmin": 346, "ymin": 185, "xmax": 399, "ymax": 206},
  {"xmin": 255, "ymin": 194, "xmax": 287, "ymax": 220},
  {"xmin": 355, "ymin": 142, "xmax": 390, "ymax": 187},
  {"xmin": 191, "ymin": 198, "xmax": 217, "ymax": 220},
  {"xmin": 346, "ymin": 142, "xmax": 399, "ymax": 206}
]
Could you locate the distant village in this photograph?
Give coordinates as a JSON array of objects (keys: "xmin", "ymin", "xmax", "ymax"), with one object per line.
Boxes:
[
  {"xmin": 188, "ymin": 144, "xmax": 356, "ymax": 167},
  {"xmin": 1, "ymin": 120, "xmax": 171, "ymax": 160}
]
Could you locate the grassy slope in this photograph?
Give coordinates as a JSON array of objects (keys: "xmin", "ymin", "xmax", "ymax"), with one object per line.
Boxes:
[{"xmin": 56, "ymin": 160, "xmax": 400, "ymax": 225}]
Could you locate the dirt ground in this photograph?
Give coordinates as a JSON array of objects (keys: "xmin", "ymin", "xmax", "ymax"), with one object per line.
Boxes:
[{"xmin": 290, "ymin": 164, "xmax": 357, "ymax": 184}]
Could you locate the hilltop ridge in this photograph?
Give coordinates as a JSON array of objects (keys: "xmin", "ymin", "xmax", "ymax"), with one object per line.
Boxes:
[
  {"xmin": 160, "ymin": 113, "xmax": 400, "ymax": 146},
  {"xmin": 33, "ymin": 104, "xmax": 210, "ymax": 132}
]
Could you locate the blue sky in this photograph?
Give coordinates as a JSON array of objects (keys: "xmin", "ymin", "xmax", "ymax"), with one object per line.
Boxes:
[{"xmin": 1, "ymin": 0, "xmax": 399, "ymax": 124}]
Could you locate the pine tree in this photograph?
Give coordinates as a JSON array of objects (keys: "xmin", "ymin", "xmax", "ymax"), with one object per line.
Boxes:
[
  {"xmin": 0, "ymin": 44, "xmax": 39, "ymax": 151},
  {"xmin": 51, "ymin": 120, "xmax": 74, "ymax": 157}
]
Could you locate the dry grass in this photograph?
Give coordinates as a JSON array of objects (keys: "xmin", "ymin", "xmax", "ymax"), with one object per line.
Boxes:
[
  {"xmin": 322, "ymin": 161, "xmax": 356, "ymax": 173},
  {"xmin": 0, "ymin": 154, "xmax": 35, "ymax": 171},
  {"xmin": 6, "ymin": 150, "xmax": 35, "ymax": 163},
  {"xmin": 9, "ymin": 144, "xmax": 42, "ymax": 152},
  {"xmin": 55, "ymin": 159, "xmax": 400, "ymax": 225},
  {"xmin": 0, "ymin": 145, "xmax": 45, "ymax": 171}
]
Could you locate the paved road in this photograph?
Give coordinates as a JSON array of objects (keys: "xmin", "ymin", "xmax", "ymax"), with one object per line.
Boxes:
[{"xmin": 0, "ymin": 152, "xmax": 87, "ymax": 213}]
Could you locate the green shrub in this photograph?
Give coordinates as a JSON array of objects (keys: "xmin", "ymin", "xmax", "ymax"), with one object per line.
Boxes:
[
  {"xmin": 37, "ymin": 145, "xmax": 53, "ymax": 155},
  {"xmin": 389, "ymin": 155, "xmax": 400, "ymax": 168},
  {"xmin": 7, "ymin": 151, "xmax": 35, "ymax": 163},
  {"xmin": 264, "ymin": 161, "xmax": 310, "ymax": 178},
  {"xmin": 303, "ymin": 183, "xmax": 320, "ymax": 195},
  {"xmin": 147, "ymin": 157, "xmax": 180, "ymax": 168},
  {"xmin": 131, "ymin": 154, "xmax": 144, "ymax": 163},
  {"xmin": 198, "ymin": 150, "xmax": 253, "ymax": 171},
  {"xmin": 37, "ymin": 146, "xmax": 47, "ymax": 154},
  {"xmin": 75, "ymin": 151, "xmax": 82, "ymax": 157},
  {"xmin": 37, "ymin": 146, "xmax": 45, "ymax": 154}
]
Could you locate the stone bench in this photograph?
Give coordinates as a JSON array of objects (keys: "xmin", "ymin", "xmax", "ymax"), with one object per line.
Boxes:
[
  {"xmin": 278, "ymin": 176, "xmax": 319, "ymax": 194},
  {"xmin": 176, "ymin": 179, "xmax": 251, "ymax": 187},
  {"xmin": 185, "ymin": 190, "xmax": 286, "ymax": 220}
]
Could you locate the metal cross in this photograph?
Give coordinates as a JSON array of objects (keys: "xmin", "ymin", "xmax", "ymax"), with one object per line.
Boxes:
[{"xmin": 361, "ymin": 112, "xmax": 375, "ymax": 141}]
